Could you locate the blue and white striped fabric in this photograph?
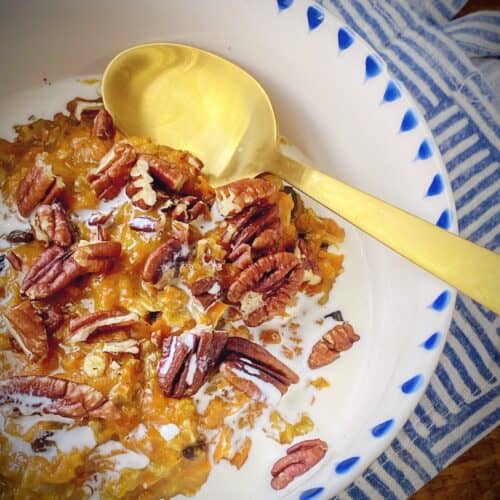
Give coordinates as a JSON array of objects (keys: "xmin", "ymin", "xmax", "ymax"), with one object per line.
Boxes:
[{"xmin": 318, "ymin": 1, "xmax": 500, "ymax": 498}]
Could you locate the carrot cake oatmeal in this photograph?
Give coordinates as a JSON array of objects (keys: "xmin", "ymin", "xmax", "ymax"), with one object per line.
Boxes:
[{"xmin": 0, "ymin": 98, "xmax": 359, "ymax": 498}]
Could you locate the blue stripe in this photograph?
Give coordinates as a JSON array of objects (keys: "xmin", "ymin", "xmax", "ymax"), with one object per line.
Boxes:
[
  {"xmin": 459, "ymin": 191, "xmax": 499, "ymax": 230},
  {"xmin": 435, "ymin": 363, "xmax": 466, "ymax": 407},
  {"xmin": 449, "ymin": 321, "xmax": 497, "ymax": 384},
  {"xmin": 484, "ymin": 232, "xmax": 500, "ymax": 252},
  {"xmin": 391, "ymin": 438, "xmax": 432, "ymax": 483},
  {"xmin": 328, "ymin": 0, "xmax": 370, "ymax": 41},
  {"xmin": 437, "ymin": 404, "xmax": 500, "ymax": 466},
  {"xmin": 344, "ymin": 483, "xmax": 370, "ymax": 500},
  {"xmin": 452, "ymin": 155, "xmax": 495, "ymax": 196},
  {"xmin": 468, "ymin": 212, "xmax": 500, "ymax": 249},
  {"xmin": 401, "ymin": 419, "xmax": 437, "ymax": 467},
  {"xmin": 428, "ymin": 386, "xmax": 500, "ymax": 463},
  {"xmin": 443, "ymin": 342, "xmax": 481, "ymax": 398},
  {"xmin": 364, "ymin": 470, "xmax": 398, "ymax": 499},
  {"xmin": 422, "ymin": 383, "xmax": 450, "ymax": 420},
  {"xmin": 432, "ymin": 108, "xmax": 463, "ymax": 137},
  {"xmin": 379, "ymin": 452, "xmax": 415, "ymax": 495},
  {"xmin": 349, "ymin": 0, "xmax": 393, "ymax": 46},
  {"xmin": 475, "ymin": 302, "xmax": 499, "ymax": 322},
  {"xmin": 415, "ymin": 402, "xmax": 434, "ymax": 430},
  {"xmin": 455, "ymin": 296, "xmax": 500, "ymax": 363}
]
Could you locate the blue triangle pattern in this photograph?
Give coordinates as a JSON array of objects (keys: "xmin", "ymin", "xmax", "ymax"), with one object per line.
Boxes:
[
  {"xmin": 277, "ymin": 0, "xmax": 294, "ymax": 10},
  {"xmin": 430, "ymin": 290, "xmax": 451, "ymax": 310},
  {"xmin": 401, "ymin": 374, "xmax": 423, "ymax": 394},
  {"xmin": 307, "ymin": 5, "xmax": 324, "ymax": 30},
  {"xmin": 400, "ymin": 109, "xmax": 418, "ymax": 132},
  {"xmin": 300, "ymin": 487, "xmax": 325, "ymax": 499},
  {"xmin": 436, "ymin": 209, "xmax": 451, "ymax": 229},
  {"xmin": 422, "ymin": 332, "xmax": 441, "ymax": 350},
  {"xmin": 335, "ymin": 456, "xmax": 360, "ymax": 474},
  {"xmin": 371, "ymin": 418, "xmax": 395, "ymax": 437},
  {"xmin": 383, "ymin": 80, "xmax": 401, "ymax": 102},
  {"xmin": 426, "ymin": 174, "xmax": 444, "ymax": 196},
  {"xmin": 418, "ymin": 139, "xmax": 433, "ymax": 159},
  {"xmin": 338, "ymin": 27, "xmax": 354, "ymax": 50},
  {"xmin": 365, "ymin": 54, "xmax": 382, "ymax": 79}
]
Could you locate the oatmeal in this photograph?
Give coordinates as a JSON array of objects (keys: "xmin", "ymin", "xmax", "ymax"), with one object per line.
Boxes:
[{"xmin": 0, "ymin": 96, "xmax": 354, "ymax": 498}]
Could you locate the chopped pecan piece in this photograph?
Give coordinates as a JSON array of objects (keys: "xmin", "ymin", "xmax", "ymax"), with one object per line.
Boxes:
[
  {"xmin": 32, "ymin": 203, "xmax": 72, "ymax": 247},
  {"xmin": 103, "ymin": 339, "xmax": 140, "ymax": 355},
  {"xmin": 67, "ymin": 97, "xmax": 103, "ymax": 121},
  {"xmin": 216, "ymin": 178, "xmax": 278, "ymax": 217},
  {"xmin": 296, "ymin": 240, "xmax": 322, "ymax": 285},
  {"xmin": 308, "ymin": 323, "xmax": 359, "ymax": 369},
  {"xmin": 0, "ymin": 375, "xmax": 118, "ymax": 419},
  {"xmin": 161, "ymin": 194, "xmax": 210, "ymax": 222},
  {"xmin": 5, "ymin": 230, "xmax": 34, "ymax": 243},
  {"xmin": 73, "ymin": 241, "xmax": 121, "ymax": 273},
  {"xmin": 87, "ymin": 143, "xmax": 137, "ymax": 200},
  {"xmin": 15, "ymin": 153, "xmax": 65, "ymax": 217},
  {"xmin": 189, "ymin": 277, "xmax": 223, "ymax": 309},
  {"xmin": 2, "ymin": 300, "xmax": 48, "ymax": 361},
  {"xmin": 21, "ymin": 246, "xmax": 83, "ymax": 299},
  {"xmin": 92, "ymin": 109, "xmax": 115, "ymax": 140},
  {"xmin": 126, "ymin": 156, "xmax": 157, "ymax": 210},
  {"xmin": 226, "ymin": 253, "xmax": 304, "ymax": 326},
  {"xmin": 6, "ymin": 250, "xmax": 22, "ymax": 271},
  {"xmin": 220, "ymin": 336, "xmax": 298, "ymax": 402},
  {"xmin": 143, "ymin": 153, "xmax": 188, "ymax": 191},
  {"xmin": 158, "ymin": 330, "xmax": 227, "ymax": 398},
  {"xmin": 270, "ymin": 439, "xmax": 328, "ymax": 490},
  {"xmin": 38, "ymin": 304, "xmax": 64, "ymax": 334},
  {"xmin": 70, "ymin": 310, "xmax": 138, "ymax": 343},
  {"xmin": 142, "ymin": 236, "xmax": 189, "ymax": 288}
]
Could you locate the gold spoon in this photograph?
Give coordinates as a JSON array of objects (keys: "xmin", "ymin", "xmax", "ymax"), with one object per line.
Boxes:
[{"xmin": 102, "ymin": 43, "xmax": 500, "ymax": 313}]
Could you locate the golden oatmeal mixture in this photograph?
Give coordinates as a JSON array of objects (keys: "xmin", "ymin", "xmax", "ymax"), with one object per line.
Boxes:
[{"xmin": 0, "ymin": 98, "xmax": 359, "ymax": 499}]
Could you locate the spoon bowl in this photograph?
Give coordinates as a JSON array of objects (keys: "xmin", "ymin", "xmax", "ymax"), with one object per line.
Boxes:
[{"xmin": 102, "ymin": 42, "xmax": 500, "ymax": 313}]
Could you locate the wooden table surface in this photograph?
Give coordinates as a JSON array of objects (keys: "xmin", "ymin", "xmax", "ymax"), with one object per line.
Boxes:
[{"xmin": 409, "ymin": 1, "xmax": 500, "ymax": 498}]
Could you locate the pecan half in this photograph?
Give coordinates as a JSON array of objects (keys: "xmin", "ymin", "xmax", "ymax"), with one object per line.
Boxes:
[
  {"xmin": 73, "ymin": 241, "xmax": 121, "ymax": 273},
  {"xmin": 2, "ymin": 300, "xmax": 48, "ymax": 361},
  {"xmin": 270, "ymin": 439, "xmax": 328, "ymax": 490},
  {"xmin": 226, "ymin": 253, "xmax": 304, "ymax": 326},
  {"xmin": 16, "ymin": 153, "xmax": 65, "ymax": 217},
  {"xmin": 158, "ymin": 330, "xmax": 227, "ymax": 398},
  {"xmin": 32, "ymin": 203, "xmax": 72, "ymax": 247},
  {"xmin": 92, "ymin": 109, "xmax": 115, "ymax": 140},
  {"xmin": 126, "ymin": 156, "xmax": 157, "ymax": 210},
  {"xmin": 219, "ymin": 336, "xmax": 298, "ymax": 402},
  {"xmin": 142, "ymin": 236, "xmax": 189, "ymax": 288},
  {"xmin": 0, "ymin": 375, "xmax": 118, "ymax": 419},
  {"xmin": 69, "ymin": 310, "xmax": 138, "ymax": 343},
  {"xmin": 189, "ymin": 277, "xmax": 223, "ymax": 309},
  {"xmin": 21, "ymin": 246, "xmax": 83, "ymax": 299},
  {"xmin": 216, "ymin": 178, "xmax": 278, "ymax": 217},
  {"xmin": 308, "ymin": 323, "xmax": 360, "ymax": 369},
  {"xmin": 87, "ymin": 143, "xmax": 137, "ymax": 200},
  {"xmin": 223, "ymin": 204, "xmax": 281, "ymax": 266},
  {"xmin": 296, "ymin": 239, "xmax": 322, "ymax": 286}
]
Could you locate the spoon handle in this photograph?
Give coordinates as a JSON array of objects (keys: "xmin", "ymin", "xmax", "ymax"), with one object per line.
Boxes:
[{"xmin": 274, "ymin": 153, "xmax": 500, "ymax": 314}]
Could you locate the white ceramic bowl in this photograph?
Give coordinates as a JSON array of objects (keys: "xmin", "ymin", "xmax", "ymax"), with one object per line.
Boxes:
[{"xmin": 0, "ymin": 1, "xmax": 456, "ymax": 498}]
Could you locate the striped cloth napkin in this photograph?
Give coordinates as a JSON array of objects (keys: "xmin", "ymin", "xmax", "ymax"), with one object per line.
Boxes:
[{"xmin": 318, "ymin": 1, "xmax": 500, "ymax": 498}]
